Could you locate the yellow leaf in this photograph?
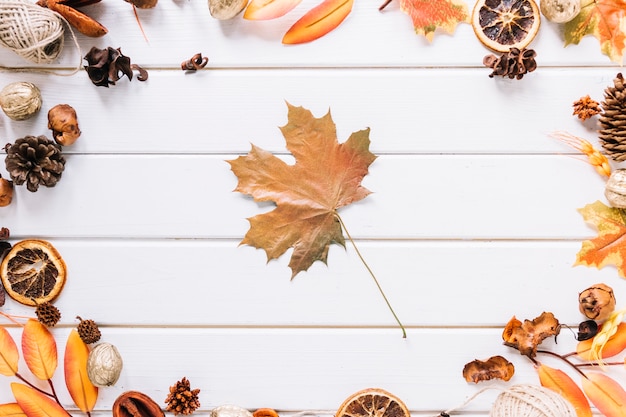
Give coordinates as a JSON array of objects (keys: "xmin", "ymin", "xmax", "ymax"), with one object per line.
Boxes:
[
  {"xmin": 21, "ymin": 319, "xmax": 57, "ymax": 380},
  {"xmin": 582, "ymin": 373, "xmax": 626, "ymax": 417},
  {"xmin": 537, "ymin": 364, "xmax": 592, "ymax": 417},
  {"xmin": 64, "ymin": 330, "xmax": 98, "ymax": 412},
  {"xmin": 10, "ymin": 383, "xmax": 68, "ymax": 417},
  {"xmin": 0, "ymin": 403, "xmax": 27, "ymax": 417},
  {"xmin": 0, "ymin": 327, "xmax": 19, "ymax": 376}
]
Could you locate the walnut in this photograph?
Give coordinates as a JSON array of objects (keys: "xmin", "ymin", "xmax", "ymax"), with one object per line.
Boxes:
[
  {"xmin": 579, "ymin": 283, "xmax": 616, "ymax": 321},
  {"xmin": 48, "ymin": 104, "xmax": 81, "ymax": 146}
]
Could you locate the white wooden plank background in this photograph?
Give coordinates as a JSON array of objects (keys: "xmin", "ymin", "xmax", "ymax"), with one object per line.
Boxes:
[{"xmin": 1, "ymin": 0, "xmax": 626, "ymax": 416}]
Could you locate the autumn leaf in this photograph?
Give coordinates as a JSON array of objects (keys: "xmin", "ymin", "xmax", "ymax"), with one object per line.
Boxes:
[
  {"xmin": 581, "ymin": 373, "xmax": 626, "ymax": 417},
  {"xmin": 537, "ymin": 364, "xmax": 592, "ymax": 417},
  {"xmin": 0, "ymin": 327, "xmax": 19, "ymax": 376},
  {"xmin": 576, "ymin": 200, "xmax": 626, "ymax": 277},
  {"xmin": 21, "ymin": 319, "xmax": 57, "ymax": 381},
  {"xmin": 10, "ymin": 383, "xmax": 68, "ymax": 417},
  {"xmin": 0, "ymin": 403, "xmax": 27, "ymax": 417},
  {"xmin": 564, "ymin": 0, "xmax": 626, "ymax": 63},
  {"xmin": 282, "ymin": 0, "xmax": 354, "ymax": 44},
  {"xmin": 244, "ymin": 0, "xmax": 303, "ymax": 20},
  {"xmin": 228, "ymin": 103, "xmax": 376, "ymax": 277},
  {"xmin": 64, "ymin": 330, "xmax": 98, "ymax": 412},
  {"xmin": 380, "ymin": 0, "xmax": 469, "ymax": 41},
  {"xmin": 577, "ymin": 322, "xmax": 626, "ymax": 360}
]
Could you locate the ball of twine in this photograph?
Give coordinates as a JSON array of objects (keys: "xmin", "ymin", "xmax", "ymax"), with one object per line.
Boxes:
[
  {"xmin": 0, "ymin": 0, "xmax": 64, "ymax": 64},
  {"xmin": 490, "ymin": 384, "xmax": 577, "ymax": 417}
]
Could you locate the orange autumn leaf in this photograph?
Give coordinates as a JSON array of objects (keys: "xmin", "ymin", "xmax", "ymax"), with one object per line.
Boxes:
[
  {"xmin": 244, "ymin": 0, "xmax": 303, "ymax": 20},
  {"xmin": 64, "ymin": 330, "xmax": 98, "ymax": 412},
  {"xmin": 21, "ymin": 319, "xmax": 57, "ymax": 380},
  {"xmin": 577, "ymin": 322, "xmax": 626, "ymax": 360},
  {"xmin": 582, "ymin": 373, "xmax": 626, "ymax": 417},
  {"xmin": 228, "ymin": 103, "xmax": 376, "ymax": 277},
  {"xmin": 0, "ymin": 403, "xmax": 27, "ymax": 417},
  {"xmin": 0, "ymin": 327, "xmax": 19, "ymax": 376},
  {"xmin": 10, "ymin": 383, "xmax": 68, "ymax": 417},
  {"xmin": 537, "ymin": 364, "xmax": 592, "ymax": 417},
  {"xmin": 564, "ymin": 0, "xmax": 626, "ymax": 63},
  {"xmin": 381, "ymin": 0, "xmax": 469, "ymax": 40},
  {"xmin": 576, "ymin": 201, "xmax": 626, "ymax": 277},
  {"xmin": 282, "ymin": 0, "xmax": 353, "ymax": 44}
]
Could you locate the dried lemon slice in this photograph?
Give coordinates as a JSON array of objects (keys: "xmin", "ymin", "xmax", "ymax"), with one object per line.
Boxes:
[
  {"xmin": 0, "ymin": 239, "xmax": 66, "ymax": 306},
  {"xmin": 472, "ymin": 0, "xmax": 541, "ymax": 52},
  {"xmin": 336, "ymin": 388, "xmax": 410, "ymax": 417}
]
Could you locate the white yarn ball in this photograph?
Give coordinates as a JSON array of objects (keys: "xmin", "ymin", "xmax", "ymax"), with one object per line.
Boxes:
[{"xmin": 491, "ymin": 384, "xmax": 577, "ymax": 417}]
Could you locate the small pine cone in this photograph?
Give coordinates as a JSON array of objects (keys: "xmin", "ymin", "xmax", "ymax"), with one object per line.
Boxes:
[
  {"xmin": 76, "ymin": 316, "xmax": 101, "ymax": 344},
  {"xmin": 165, "ymin": 377, "xmax": 201, "ymax": 415},
  {"xmin": 573, "ymin": 95, "xmax": 601, "ymax": 121},
  {"xmin": 36, "ymin": 302, "xmax": 61, "ymax": 327},
  {"xmin": 599, "ymin": 73, "xmax": 626, "ymax": 161},
  {"xmin": 5, "ymin": 135, "xmax": 65, "ymax": 192}
]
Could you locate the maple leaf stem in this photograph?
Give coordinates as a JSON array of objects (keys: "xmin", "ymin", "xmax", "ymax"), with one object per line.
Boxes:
[{"xmin": 335, "ymin": 212, "xmax": 407, "ymax": 338}]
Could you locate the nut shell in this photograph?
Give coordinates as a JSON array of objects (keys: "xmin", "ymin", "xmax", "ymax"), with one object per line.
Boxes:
[
  {"xmin": 0, "ymin": 82, "xmax": 42, "ymax": 121},
  {"xmin": 208, "ymin": 0, "xmax": 248, "ymax": 19},
  {"xmin": 87, "ymin": 342, "xmax": 123, "ymax": 386},
  {"xmin": 605, "ymin": 168, "xmax": 626, "ymax": 208},
  {"xmin": 0, "ymin": 177, "xmax": 13, "ymax": 207},
  {"xmin": 48, "ymin": 104, "xmax": 81, "ymax": 146},
  {"xmin": 113, "ymin": 391, "xmax": 164, "ymax": 417},
  {"xmin": 579, "ymin": 283, "xmax": 616, "ymax": 321},
  {"xmin": 212, "ymin": 405, "xmax": 254, "ymax": 417},
  {"xmin": 540, "ymin": 0, "xmax": 580, "ymax": 23}
]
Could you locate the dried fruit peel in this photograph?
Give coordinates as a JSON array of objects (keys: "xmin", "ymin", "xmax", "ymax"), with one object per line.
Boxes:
[{"xmin": 282, "ymin": 0, "xmax": 353, "ymax": 44}]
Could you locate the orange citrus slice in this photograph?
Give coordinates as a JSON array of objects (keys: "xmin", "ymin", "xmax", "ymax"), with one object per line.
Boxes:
[
  {"xmin": 0, "ymin": 239, "xmax": 66, "ymax": 306},
  {"xmin": 336, "ymin": 388, "xmax": 410, "ymax": 417},
  {"xmin": 472, "ymin": 0, "xmax": 541, "ymax": 53}
]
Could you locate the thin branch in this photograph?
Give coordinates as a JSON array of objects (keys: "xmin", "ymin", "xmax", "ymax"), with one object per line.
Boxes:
[
  {"xmin": 536, "ymin": 349, "xmax": 588, "ymax": 378},
  {"xmin": 15, "ymin": 373, "xmax": 54, "ymax": 397}
]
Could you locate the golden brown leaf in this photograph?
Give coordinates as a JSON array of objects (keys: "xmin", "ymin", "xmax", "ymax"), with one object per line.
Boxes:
[
  {"xmin": 21, "ymin": 319, "xmax": 57, "ymax": 381},
  {"xmin": 462, "ymin": 355, "xmax": 514, "ymax": 383},
  {"xmin": 502, "ymin": 312, "xmax": 560, "ymax": 357},
  {"xmin": 582, "ymin": 372, "xmax": 626, "ymax": 417},
  {"xmin": 228, "ymin": 103, "xmax": 376, "ymax": 278},
  {"xmin": 537, "ymin": 364, "xmax": 592, "ymax": 417},
  {"xmin": 0, "ymin": 403, "xmax": 27, "ymax": 417},
  {"xmin": 11, "ymin": 383, "xmax": 68, "ymax": 417},
  {"xmin": 64, "ymin": 330, "xmax": 98, "ymax": 412},
  {"xmin": 0, "ymin": 327, "xmax": 19, "ymax": 376}
]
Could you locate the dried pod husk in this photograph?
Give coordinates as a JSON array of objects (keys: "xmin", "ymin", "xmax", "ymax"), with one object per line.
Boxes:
[
  {"xmin": 0, "ymin": 176, "xmax": 14, "ymax": 207},
  {"xmin": 113, "ymin": 391, "xmax": 165, "ymax": 417},
  {"xmin": 212, "ymin": 405, "xmax": 254, "ymax": 417},
  {"xmin": 87, "ymin": 342, "xmax": 123, "ymax": 386},
  {"xmin": 208, "ymin": 0, "xmax": 248, "ymax": 19},
  {"xmin": 253, "ymin": 409, "xmax": 279, "ymax": 417},
  {"xmin": 605, "ymin": 168, "xmax": 626, "ymax": 208},
  {"xmin": 48, "ymin": 104, "xmax": 81, "ymax": 146},
  {"xmin": 579, "ymin": 283, "xmax": 616, "ymax": 321},
  {"xmin": 540, "ymin": 0, "xmax": 580, "ymax": 23},
  {"xmin": 0, "ymin": 82, "xmax": 42, "ymax": 121}
]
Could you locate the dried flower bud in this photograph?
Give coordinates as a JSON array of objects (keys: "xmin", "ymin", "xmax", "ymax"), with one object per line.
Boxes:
[
  {"xmin": 0, "ymin": 82, "xmax": 42, "ymax": 121},
  {"xmin": 87, "ymin": 342, "xmax": 123, "ymax": 386},
  {"xmin": 579, "ymin": 283, "xmax": 616, "ymax": 321},
  {"xmin": 0, "ymin": 176, "xmax": 14, "ymax": 207},
  {"xmin": 48, "ymin": 104, "xmax": 81, "ymax": 146}
]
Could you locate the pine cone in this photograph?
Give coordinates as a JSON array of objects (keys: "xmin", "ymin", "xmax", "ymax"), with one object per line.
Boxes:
[
  {"xmin": 5, "ymin": 135, "xmax": 65, "ymax": 192},
  {"xmin": 165, "ymin": 377, "xmax": 201, "ymax": 415},
  {"xmin": 573, "ymin": 95, "xmax": 601, "ymax": 121},
  {"xmin": 76, "ymin": 316, "xmax": 101, "ymax": 344},
  {"xmin": 599, "ymin": 73, "xmax": 626, "ymax": 161},
  {"xmin": 36, "ymin": 302, "xmax": 61, "ymax": 327},
  {"xmin": 483, "ymin": 48, "xmax": 537, "ymax": 80}
]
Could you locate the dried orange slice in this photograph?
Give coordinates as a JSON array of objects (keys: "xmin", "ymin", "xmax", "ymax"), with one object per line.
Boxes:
[
  {"xmin": 472, "ymin": 0, "xmax": 540, "ymax": 53},
  {"xmin": 0, "ymin": 239, "xmax": 66, "ymax": 306},
  {"xmin": 336, "ymin": 388, "xmax": 410, "ymax": 417}
]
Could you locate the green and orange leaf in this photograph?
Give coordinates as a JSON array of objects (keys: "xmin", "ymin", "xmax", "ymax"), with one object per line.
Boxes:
[
  {"xmin": 576, "ymin": 201, "xmax": 626, "ymax": 277},
  {"xmin": 564, "ymin": 0, "xmax": 626, "ymax": 63},
  {"xmin": 0, "ymin": 403, "xmax": 27, "ymax": 417},
  {"xmin": 537, "ymin": 364, "xmax": 592, "ymax": 417},
  {"xmin": 577, "ymin": 322, "xmax": 626, "ymax": 360},
  {"xmin": 64, "ymin": 330, "xmax": 98, "ymax": 412},
  {"xmin": 21, "ymin": 319, "xmax": 57, "ymax": 381},
  {"xmin": 282, "ymin": 0, "xmax": 353, "ymax": 44},
  {"xmin": 11, "ymin": 383, "xmax": 68, "ymax": 417},
  {"xmin": 244, "ymin": 0, "xmax": 303, "ymax": 19},
  {"xmin": 0, "ymin": 327, "xmax": 19, "ymax": 376},
  {"xmin": 582, "ymin": 373, "xmax": 626, "ymax": 417},
  {"xmin": 389, "ymin": 0, "xmax": 469, "ymax": 41}
]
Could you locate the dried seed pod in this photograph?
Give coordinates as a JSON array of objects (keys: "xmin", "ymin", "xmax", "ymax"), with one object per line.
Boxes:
[
  {"xmin": 0, "ymin": 82, "xmax": 42, "ymax": 121},
  {"xmin": 87, "ymin": 342, "xmax": 123, "ymax": 386},
  {"xmin": 579, "ymin": 283, "xmax": 616, "ymax": 321},
  {"xmin": 212, "ymin": 405, "xmax": 254, "ymax": 417},
  {"xmin": 540, "ymin": 0, "xmax": 580, "ymax": 23},
  {"xmin": 605, "ymin": 168, "xmax": 626, "ymax": 208},
  {"xmin": 208, "ymin": 0, "xmax": 248, "ymax": 19},
  {"xmin": 48, "ymin": 104, "xmax": 81, "ymax": 146},
  {"xmin": 0, "ymin": 176, "xmax": 13, "ymax": 207},
  {"xmin": 113, "ymin": 391, "xmax": 165, "ymax": 417},
  {"xmin": 253, "ymin": 409, "xmax": 279, "ymax": 417}
]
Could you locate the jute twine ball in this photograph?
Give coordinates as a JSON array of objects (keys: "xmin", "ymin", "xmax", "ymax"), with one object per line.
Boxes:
[
  {"xmin": 0, "ymin": 0, "xmax": 64, "ymax": 64},
  {"xmin": 490, "ymin": 384, "xmax": 577, "ymax": 417}
]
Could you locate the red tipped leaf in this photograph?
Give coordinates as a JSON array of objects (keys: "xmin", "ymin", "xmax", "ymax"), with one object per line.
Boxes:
[
  {"xmin": 0, "ymin": 327, "xmax": 19, "ymax": 376},
  {"xmin": 244, "ymin": 0, "xmax": 302, "ymax": 19},
  {"xmin": 0, "ymin": 403, "xmax": 27, "ymax": 417},
  {"xmin": 64, "ymin": 330, "xmax": 98, "ymax": 412},
  {"xmin": 11, "ymin": 383, "xmax": 68, "ymax": 417},
  {"xmin": 21, "ymin": 319, "xmax": 57, "ymax": 381},
  {"xmin": 537, "ymin": 364, "xmax": 592, "ymax": 417},
  {"xmin": 582, "ymin": 373, "xmax": 626, "ymax": 417},
  {"xmin": 282, "ymin": 0, "xmax": 353, "ymax": 44}
]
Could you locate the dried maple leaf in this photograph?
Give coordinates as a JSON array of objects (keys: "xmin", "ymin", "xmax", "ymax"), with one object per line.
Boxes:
[
  {"xmin": 380, "ymin": 0, "xmax": 469, "ymax": 41},
  {"xmin": 462, "ymin": 355, "xmax": 514, "ymax": 383},
  {"xmin": 228, "ymin": 103, "xmax": 376, "ymax": 278},
  {"xmin": 502, "ymin": 312, "xmax": 560, "ymax": 357},
  {"xmin": 576, "ymin": 200, "xmax": 626, "ymax": 277},
  {"xmin": 564, "ymin": 0, "xmax": 626, "ymax": 64}
]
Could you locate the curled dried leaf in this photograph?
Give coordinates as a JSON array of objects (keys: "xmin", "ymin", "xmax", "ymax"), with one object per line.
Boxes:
[
  {"xmin": 502, "ymin": 312, "xmax": 560, "ymax": 357},
  {"xmin": 462, "ymin": 355, "xmax": 514, "ymax": 383},
  {"xmin": 84, "ymin": 47, "xmax": 148, "ymax": 87},
  {"xmin": 579, "ymin": 283, "xmax": 616, "ymax": 321}
]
